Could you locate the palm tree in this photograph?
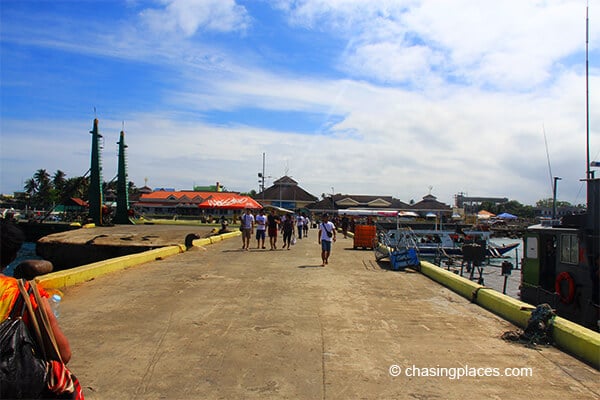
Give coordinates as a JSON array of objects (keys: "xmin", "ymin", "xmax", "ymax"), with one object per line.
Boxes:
[
  {"xmin": 32, "ymin": 169, "xmax": 52, "ymax": 209},
  {"xmin": 61, "ymin": 176, "xmax": 88, "ymax": 202},
  {"xmin": 53, "ymin": 170, "xmax": 67, "ymax": 192},
  {"xmin": 24, "ymin": 178, "xmax": 37, "ymax": 196},
  {"xmin": 33, "ymin": 169, "xmax": 50, "ymax": 187}
]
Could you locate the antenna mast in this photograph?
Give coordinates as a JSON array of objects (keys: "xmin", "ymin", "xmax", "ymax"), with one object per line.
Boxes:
[{"xmin": 586, "ymin": 5, "xmax": 591, "ymax": 182}]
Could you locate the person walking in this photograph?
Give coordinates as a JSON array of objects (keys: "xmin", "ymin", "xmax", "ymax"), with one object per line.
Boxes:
[
  {"xmin": 341, "ymin": 215, "xmax": 349, "ymax": 238},
  {"xmin": 318, "ymin": 213, "xmax": 336, "ymax": 266},
  {"xmin": 241, "ymin": 208, "xmax": 255, "ymax": 251},
  {"xmin": 281, "ymin": 214, "xmax": 295, "ymax": 250},
  {"xmin": 267, "ymin": 209, "xmax": 280, "ymax": 250},
  {"xmin": 296, "ymin": 213, "xmax": 304, "ymax": 239},
  {"xmin": 303, "ymin": 214, "xmax": 310, "ymax": 238},
  {"xmin": 255, "ymin": 209, "xmax": 267, "ymax": 249}
]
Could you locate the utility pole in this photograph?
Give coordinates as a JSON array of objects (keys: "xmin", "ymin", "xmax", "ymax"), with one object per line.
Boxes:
[{"xmin": 258, "ymin": 152, "xmax": 270, "ymax": 202}]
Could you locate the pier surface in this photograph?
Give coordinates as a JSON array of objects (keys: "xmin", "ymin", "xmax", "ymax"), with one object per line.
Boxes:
[{"xmin": 53, "ymin": 228, "xmax": 599, "ymax": 399}]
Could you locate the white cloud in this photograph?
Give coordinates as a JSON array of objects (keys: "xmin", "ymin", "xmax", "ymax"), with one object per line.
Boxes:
[
  {"xmin": 344, "ymin": 41, "xmax": 439, "ymax": 84},
  {"xmin": 139, "ymin": 0, "xmax": 251, "ymax": 36},
  {"xmin": 277, "ymin": 0, "xmax": 595, "ymax": 90}
]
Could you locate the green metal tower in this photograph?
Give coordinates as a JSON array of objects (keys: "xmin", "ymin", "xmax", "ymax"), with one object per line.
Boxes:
[
  {"xmin": 89, "ymin": 118, "xmax": 104, "ymax": 225},
  {"xmin": 114, "ymin": 129, "xmax": 132, "ymax": 224}
]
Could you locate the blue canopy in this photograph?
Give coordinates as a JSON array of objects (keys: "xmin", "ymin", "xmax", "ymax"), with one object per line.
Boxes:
[{"xmin": 497, "ymin": 212, "xmax": 517, "ymax": 219}]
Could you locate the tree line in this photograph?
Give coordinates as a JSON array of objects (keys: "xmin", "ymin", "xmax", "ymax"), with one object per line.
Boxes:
[{"xmin": 21, "ymin": 169, "xmax": 139, "ymax": 210}]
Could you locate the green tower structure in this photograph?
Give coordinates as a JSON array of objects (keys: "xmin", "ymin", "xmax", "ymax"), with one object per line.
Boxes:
[
  {"xmin": 114, "ymin": 129, "xmax": 133, "ymax": 224},
  {"xmin": 89, "ymin": 118, "xmax": 104, "ymax": 225}
]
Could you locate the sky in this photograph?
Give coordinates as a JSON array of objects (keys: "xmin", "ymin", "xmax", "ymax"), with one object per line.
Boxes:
[{"xmin": 1, "ymin": 0, "xmax": 599, "ymax": 207}]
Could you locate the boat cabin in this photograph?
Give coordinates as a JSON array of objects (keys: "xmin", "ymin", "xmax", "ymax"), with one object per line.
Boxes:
[{"xmin": 521, "ymin": 179, "xmax": 599, "ymax": 331}]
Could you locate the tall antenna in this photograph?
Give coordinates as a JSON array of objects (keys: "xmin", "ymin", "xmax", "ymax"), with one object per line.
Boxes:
[
  {"xmin": 543, "ymin": 124, "xmax": 554, "ymax": 195},
  {"xmin": 585, "ymin": 4, "xmax": 591, "ymax": 182}
]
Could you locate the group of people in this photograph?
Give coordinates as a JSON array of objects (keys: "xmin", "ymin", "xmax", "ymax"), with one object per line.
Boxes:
[
  {"xmin": 238, "ymin": 209, "xmax": 337, "ymax": 266},
  {"xmin": 239, "ymin": 208, "xmax": 312, "ymax": 250}
]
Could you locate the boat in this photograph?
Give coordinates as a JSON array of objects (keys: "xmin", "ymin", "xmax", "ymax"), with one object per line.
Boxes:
[
  {"xmin": 374, "ymin": 227, "xmax": 420, "ymax": 271},
  {"xmin": 377, "ymin": 227, "xmax": 520, "ymax": 258},
  {"xmin": 520, "ymin": 178, "xmax": 599, "ymax": 330},
  {"xmin": 520, "ymin": 7, "xmax": 599, "ymax": 331}
]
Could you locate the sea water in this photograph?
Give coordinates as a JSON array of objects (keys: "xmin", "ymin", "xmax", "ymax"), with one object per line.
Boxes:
[
  {"xmin": 476, "ymin": 237, "xmax": 524, "ymax": 299},
  {"xmin": 3, "ymin": 242, "xmax": 39, "ymax": 277},
  {"xmin": 434, "ymin": 236, "xmax": 524, "ymax": 299}
]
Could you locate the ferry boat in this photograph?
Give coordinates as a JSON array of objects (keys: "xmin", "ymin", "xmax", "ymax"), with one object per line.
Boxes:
[{"xmin": 520, "ymin": 177, "xmax": 599, "ymax": 330}]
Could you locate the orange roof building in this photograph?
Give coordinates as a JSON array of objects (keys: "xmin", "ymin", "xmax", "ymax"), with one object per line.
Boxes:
[{"xmin": 133, "ymin": 190, "xmax": 261, "ymax": 218}]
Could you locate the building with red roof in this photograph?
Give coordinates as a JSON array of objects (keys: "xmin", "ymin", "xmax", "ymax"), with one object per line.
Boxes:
[{"xmin": 133, "ymin": 189, "xmax": 261, "ymax": 221}]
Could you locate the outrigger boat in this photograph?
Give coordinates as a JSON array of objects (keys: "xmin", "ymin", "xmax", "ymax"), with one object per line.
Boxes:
[{"xmin": 377, "ymin": 227, "xmax": 520, "ymax": 259}]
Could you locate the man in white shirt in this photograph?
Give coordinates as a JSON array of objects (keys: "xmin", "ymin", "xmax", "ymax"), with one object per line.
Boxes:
[
  {"xmin": 296, "ymin": 214, "xmax": 304, "ymax": 239},
  {"xmin": 255, "ymin": 209, "xmax": 267, "ymax": 249},
  {"xmin": 318, "ymin": 213, "xmax": 336, "ymax": 266},
  {"xmin": 241, "ymin": 208, "xmax": 255, "ymax": 251}
]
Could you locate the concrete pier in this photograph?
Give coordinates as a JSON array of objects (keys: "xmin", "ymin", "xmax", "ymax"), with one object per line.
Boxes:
[
  {"xmin": 41, "ymin": 228, "xmax": 599, "ymax": 399},
  {"xmin": 36, "ymin": 225, "xmax": 216, "ymax": 268}
]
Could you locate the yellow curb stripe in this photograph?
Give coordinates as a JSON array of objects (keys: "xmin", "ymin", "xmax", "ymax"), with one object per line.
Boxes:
[
  {"xmin": 419, "ymin": 260, "xmax": 600, "ymax": 369},
  {"xmin": 552, "ymin": 318, "xmax": 600, "ymax": 368},
  {"xmin": 36, "ymin": 245, "xmax": 184, "ymax": 290},
  {"xmin": 419, "ymin": 261, "xmax": 481, "ymax": 300},
  {"xmin": 193, "ymin": 238, "xmax": 212, "ymax": 246}
]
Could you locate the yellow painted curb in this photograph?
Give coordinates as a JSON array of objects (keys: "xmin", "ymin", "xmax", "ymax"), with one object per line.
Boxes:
[
  {"xmin": 473, "ymin": 286, "xmax": 532, "ymax": 328},
  {"xmin": 192, "ymin": 231, "xmax": 240, "ymax": 247},
  {"xmin": 222, "ymin": 231, "xmax": 242, "ymax": 240},
  {"xmin": 193, "ymin": 238, "xmax": 212, "ymax": 247},
  {"xmin": 419, "ymin": 261, "xmax": 481, "ymax": 300},
  {"xmin": 552, "ymin": 318, "xmax": 600, "ymax": 369},
  {"xmin": 36, "ymin": 245, "xmax": 185, "ymax": 290},
  {"xmin": 419, "ymin": 260, "xmax": 600, "ymax": 369}
]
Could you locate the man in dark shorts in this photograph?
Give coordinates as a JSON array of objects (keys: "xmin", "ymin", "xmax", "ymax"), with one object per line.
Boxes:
[
  {"xmin": 241, "ymin": 208, "xmax": 254, "ymax": 251},
  {"xmin": 255, "ymin": 209, "xmax": 267, "ymax": 249},
  {"xmin": 318, "ymin": 213, "xmax": 337, "ymax": 266},
  {"xmin": 267, "ymin": 209, "xmax": 280, "ymax": 250}
]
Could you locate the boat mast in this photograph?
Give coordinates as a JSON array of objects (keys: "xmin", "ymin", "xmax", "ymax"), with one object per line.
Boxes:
[{"xmin": 586, "ymin": 5, "xmax": 591, "ymax": 183}]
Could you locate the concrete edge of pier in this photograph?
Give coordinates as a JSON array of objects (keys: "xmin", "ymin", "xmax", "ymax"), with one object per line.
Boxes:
[
  {"xmin": 419, "ymin": 260, "xmax": 600, "ymax": 369},
  {"xmin": 363, "ymin": 231, "xmax": 598, "ymax": 369}
]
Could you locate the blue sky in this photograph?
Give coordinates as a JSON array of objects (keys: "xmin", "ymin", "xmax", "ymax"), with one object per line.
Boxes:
[{"xmin": 1, "ymin": 0, "xmax": 599, "ymax": 206}]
